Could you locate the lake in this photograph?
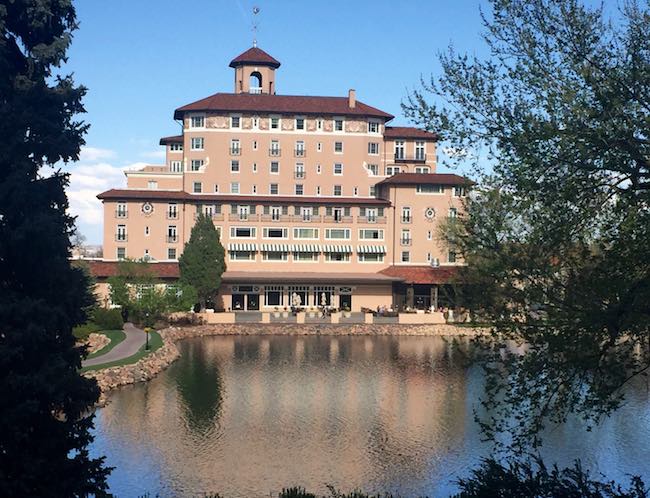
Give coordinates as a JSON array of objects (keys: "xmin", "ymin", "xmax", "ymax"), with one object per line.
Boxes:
[{"xmin": 89, "ymin": 335, "xmax": 650, "ymax": 497}]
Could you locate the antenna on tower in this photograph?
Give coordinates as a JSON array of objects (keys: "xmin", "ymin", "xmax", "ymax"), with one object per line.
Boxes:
[{"xmin": 252, "ymin": 6, "xmax": 260, "ymax": 47}]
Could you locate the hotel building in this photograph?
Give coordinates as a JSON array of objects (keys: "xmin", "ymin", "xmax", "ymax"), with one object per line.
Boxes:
[{"xmin": 95, "ymin": 47, "xmax": 471, "ymax": 312}]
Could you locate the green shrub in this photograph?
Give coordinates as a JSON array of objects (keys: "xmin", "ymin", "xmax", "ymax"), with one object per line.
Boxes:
[
  {"xmin": 72, "ymin": 322, "xmax": 100, "ymax": 341},
  {"xmin": 92, "ymin": 307, "xmax": 124, "ymax": 330}
]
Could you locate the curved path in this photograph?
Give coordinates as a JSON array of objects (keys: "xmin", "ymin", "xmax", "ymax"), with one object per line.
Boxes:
[{"xmin": 83, "ymin": 323, "xmax": 146, "ymax": 368}]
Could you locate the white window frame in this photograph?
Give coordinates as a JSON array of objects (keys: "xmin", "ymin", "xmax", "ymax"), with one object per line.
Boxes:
[
  {"xmin": 229, "ymin": 250, "xmax": 256, "ymax": 262},
  {"xmin": 333, "ymin": 117, "xmax": 345, "ymax": 132},
  {"xmin": 193, "ymin": 181, "xmax": 202, "ymax": 193},
  {"xmin": 368, "ymin": 142, "xmax": 379, "ymax": 155},
  {"xmin": 358, "ymin": 252, "xmax": 384, "ymax": 263},
  {"xmin": 269, "ymin": 183, "xmax": 279, "ymax": 195},
  {"xmin": 270, "ymin": 115, "xmax": 281, "ymax": 130},
  {"xmin": 263, "ymin": 227, "xmax": 289, "ymax": 239},
  {"xmin": 295, "ymin": 116, "xmax": 305, "ymax": 130},
  {"xmin": 189, "ymin": 114, "xmax": 205, "ymax": 129},
  {"xmin": 190, "ymin": 159, "xmax": 204, "ymax": 172},
  {"xmin": 368, "ymin": 120, "xmax": 380, "ymax": 134},
  {"xmin": 333, "ymin": 163, "xmax": 343, "ymax": 175},
  {"xmin": 230, "ymin": 226, "xmax": 257, "ymax": 238},
  {"xmin": 230, "ymin": 160, "xmax": 240, "ymax": 173},
  {"xmin": 293, "ymin": 227, "xmax": 319, "ymax": 240},
  {"xmin": 359, "ymin": 228, "xmax": 384, "ymax": 240},
  {"xmin": 191, "ymin": 137, "xmax": 204, "ymax": 151},
  {"xmin": 230, "ymin": 114, "xmax": 242, "ymax": 129},
  {"xmin": 170, "ymin": 160, "xmax": 182, "ymax": 173},
  {"xmin": 325, "ymin": 228, "xmax": 351, "ymax": 240}
]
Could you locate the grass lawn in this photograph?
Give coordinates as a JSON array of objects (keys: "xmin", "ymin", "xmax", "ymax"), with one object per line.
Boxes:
[
  {"xmin": 81, "ymin": 331, "xmax": 163, "ymax": 373},
  {"xmin": 86, "ymin": 329, "xmax": 127, "ymax": 360}
]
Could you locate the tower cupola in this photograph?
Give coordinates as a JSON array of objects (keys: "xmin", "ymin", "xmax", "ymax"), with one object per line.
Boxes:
[{"xmin": 229, "ymin": 47, "xmax": 281, "ymax": 95}]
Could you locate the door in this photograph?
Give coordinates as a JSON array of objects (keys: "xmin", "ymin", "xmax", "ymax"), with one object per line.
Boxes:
[
  {"xmin": 232, "ymin": 294, "xmax": 245, "ymax": 311},
  {"xmin": 246, "ymin": 294, "xmax": 260, "ymax": 311},
  {"xmin": 340, "ymin": 294, "xmax": 352, "ymax": 311}
]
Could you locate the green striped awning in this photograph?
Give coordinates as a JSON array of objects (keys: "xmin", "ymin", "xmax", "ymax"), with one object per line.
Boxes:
[
  {"xmin": 357, "ymin": 245, "xmax": 387, "ymax": 254},
  {"xmin": 261, "ymin": 243, "xmax": 290, "ymax": 252},
  {"xmin": 228, "ymin": 242, "xmax": 257, "ymax": 252},
  {"xmin": 322, "ymin": 244, "xmax": 353, "ymax": 253},
  {"xmin": 292, "ymin": 244, "xmax": 321, "ymax": 253}
]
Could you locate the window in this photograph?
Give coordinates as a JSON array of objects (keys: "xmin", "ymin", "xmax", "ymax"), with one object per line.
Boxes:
[
  {"xmin": 449, "ymin": 207, "xmax": 458, "ymax": 218},
  {"xmin": 295, "ymin": 141, "xmax": 305, "ymax": 157},
  {"xmin": 300, "ymin": 206, "xmax": 313, "ymax": 221},
  {"xmin": 415, "ymin": 166, "xmax": 431, "ymax": 174},
  {"xmin": 231, "ymin": 160, "xmax": 240, "ymax": 173},
  {"xmin": 368, "ymin": 142, "xmax": 379, "ymax": 155},
  {"xmin": 252, "ymin": 140, "xmax": 258, "ymax": 151},
  {"xmin": 316, "ymin": 164, "xmax": 322, "ymax": 174},
  {"xmin": 316, "ymin": 118, "xmax": 323, "ymax": 130},
  {"xmin": 269, "ymin": 183, "xmax": 279, "ymax": 195},
  {"xmin": 294, "ymin": 227, "xmax": 319, "ymax": 239},
  {"xmin": 214, "ymin": 184, "xmax": 219, "ymax": 193},
  {"xmin": 231, "ymin": 182, "xmax": 240, "ymax": 194},
  {"xmin": 147, "ymin": 180, "xmax": 157, "ymax": 189},
  {"xmin": 333, "ymin": 185, "xmax": 342, "ymax": 196},
  {"xmin": 325, "ymin": 228, "xmax": 350, "ymax": 239},
  {"xmin": 116, "ymin": 202, "xmax": 127, "ymax": 218},
  {"xmin": 230, "ymin": 251, "xmax": 255, "ymax": 261},
  {"xmin": 334, "ymin": 163, "xmax": 343, "ymax": 175},
  {"xmin": 230, "ymin": 139, "xmax": 241, "ymax": 155},
  {"xmin": 369, "ymin": 185, "xmax": 376, "ymax": 196},
  {"xmin": 116, "ymin": 224, "xmax": 127, "ymax": 241},
  {"xmin": 230, "ymin": 227, "xmax": 256, "ymax": 238},
  {"xmin": 395, "ymin": 140, "xmax": 405, "ymax": 159},
  {"xmin": 359, "ymin": 253, "xmax": 384, "ymax": 263},
  {"xmin": 416, "ymin": 184, "xmax": 442, "ymax": 194},
  {"xmin": 270, "ymin": 161, "xmax": 279, "ymax": 174},
  {"xmin": 401, "ymin": 229, "xmax": 411, "ymax": 245},
  {"xmin": 170, "ymin": 143, "xmax": 183, "ymax": 152},
  {"xmin": 193, "ymin": 182, "xmax": 202, "ymax": 193},
  {"xmin": 386, "ymin": 166, "xmax": 401, "ymax": 176},
  {"xmin": 334, "ymin": 118, "xmax": 344, "ymax": 132},
  {"xmin": 294, "ymin": 163, "xmax": 305, "ymax": 179},
  {"xmin": 170, "ymin": 160, "xmax": 182, "ymax": 173},
  {"xmin": 270, "ymin": 140, "xmax": 280, "ymax": 156},
  {"xmin": 167, "ymin": 203, "xmax": 178, "ymax": 219},
  {"xmin": 252, "ymin": 116, "xmax": 259, "ymax": 129},
  {"xmin": 191, "ymin": 137, "xmax": 204, "ymax": 150},
  {"xmin": 295, "ymin": 117, "xmax": 305, "ymax": 130},
  {"xmin": 167, "ymin": 225, "xmax": 178, "ymax": 243},
  {"xmin": 453, "ymin": 186, "xmax": 467, "ymax": 197},
  {"xmin": 252, "ymin": 162, "xmax": 257, "ymax": 173},
  {"xmin": 116, "ymin": 247, "xmax": 126, "ymax": 259},
  {"xmin": 353, "ymin": 187, "xmax": 358, "ymax": 196},
  {"xmin": 401, "ymin": 207, "xmax": 411, "ymax": 223},
  {"xmin": 295, "ymin": 184, "xmax": 304, "ymax": 195},
  {"xmin": 368, "ymin": 121, "xmax": 379, "ymax": 133},
  {"xmin": 366, "ymin": 164, "xmax": 378, "ymax": 176},
  {"xmin": 230, "ymin": 115, "xmax": 241, "ymax": 128},
  {"xmin": 265, "ymin": 286, "xmax": 284, "ymax": 306},
  {"xmin": 294, "ymin": 252, "xmax": 318, "ymax": 262},
  {"xmin": 415, "ymin": 141, "xmax": 426, "ymax": 160},
  {"xmin": 359, "ymin": 229, "xmax": 383, "ymax": 240},
  {"xmin": 270, "ymin": 116, "xmax": 280, "ymax": 130},
  {"xmin": 317, "ymin": 142, "xmax": 322, "ymax": 152},
  {"xmin": 263, "ymin": 251, "xmax": 288, "ymax": 261},
  {"xmin": 365, "ymin": 208, "xmax": 378, "ymax": 222},
  {"xmin": 448, "ymin": 251, "xmax": 457, "ymax": 263},
  {"xmin": 334, "ymin": 142, "xmax": 343, "ymax": 153},
  {"xmin": 190, "ymin": 115, "xmax": 204, "ymax": 128},
  {"xmin": 144, "ymin": 226, "xmax": 150, "ymax": 236},
  {"xmin": 252, "ymin": 185, "xmax": 257, "ymax": 194},
  {"xmin": 263, "ymin": 227, "xmax": 288, "ymax": 238},
  {"xmin": 191, "ymin": 159, "xmax": 204, "ymax": 171},
  {"xmin": 326, "ymin": 252, "xmax": 350, "ymax": 262},
  {"xmin": 401, "ymin": 251, "xmax": 410, "ymax": 263},
  {"xmin": 427, "ymin": 230, "xmax": 433, "ymax": 240},
  {"xmin": 316, "ymin": 186, "xmax": 321, "ymax": 195}
]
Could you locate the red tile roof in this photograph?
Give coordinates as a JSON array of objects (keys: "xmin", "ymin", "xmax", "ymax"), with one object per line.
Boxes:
[
  {"xmin": 97, "ymin": 189, "xmax": 391, "ymax": 206},
  {"xmin": 84, "ymin": 260, "xmax": 180, "ymax": 279},
  {"xmin": 379, "ymin": 265, "xmax": 460, "ymax": 285},
  {"xmin": 384, "ymin": 126, "xmax": 439, "ymax": 140},
  {"xmin": 229, "ymin": 47, "xmax": 281, "ymax": 69},
  {"xmin": 159, "ymin": 135, "xmax": 183, "ymax": 145},
  {"xmin": 174, "ymin": 93, "xmax": 394, "ymax": 121},
  {"xmin": 375, "ymin": 173, "xmax": 474, "ymax": 187}
]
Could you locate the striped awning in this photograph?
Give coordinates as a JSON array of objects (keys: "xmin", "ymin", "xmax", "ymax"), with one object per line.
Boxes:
[
  {"xmin": 261, "ymin": 243, "xmax": 291, "ymax": 252},
  {"xmin": 357, "ymin": 245, "xmax": 387, "ymax": 254},
  {"xmin": 292, "ymin": 244, "xmax": 321, "ymax": 253},
  {"xmin": 322, "ymin": 244, "xmax": 353, "ymax": 253},
  {"xmin": 227, "ymin": 242, "xmax": 257, "ymax": 252}
]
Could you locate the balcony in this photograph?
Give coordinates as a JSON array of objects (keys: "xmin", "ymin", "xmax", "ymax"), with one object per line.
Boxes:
[
  {"xmin": 261, "ymin": 214, "xmax": 291, "ymax": 222},
  {"xmin": 401, "ymin": 216, "xmax": 412, "ymax": 224},
  {"xmin": 269, "ymin": 148, "xmax": 281, "ymax": 157},
  {"xmin": 115, "ymin": 210, "xmax": 128, "ymax": 219},
  {"xmin": 400, "ymin": 238, "xmax": 412, "ymax": 246},
  {"xmin": 323, "ymin": 215, "xmax": 353, "ymax": 224},
  {"xmin": 228, "ymin": 213, "xmax": 260, "ymax": 222},
  {"xmin": 294, "ymin": 149, "xmax": 306, "ymax": 158},
  {"xmin": 293, "ymin": 214, "xmax": 322, "ymax": 223},
  {"xmin": 230, "ymin": 147, "xmax": 241, "ymax": 156},
  {"xmin": 167, "ymin": 235, "xmax": 178, "ymax": 243},
  {"xmin": 394, "ymin": 153, "xmax": 428, "ymax": 163},
  {"xmin": 294, "ymin": 170, "xmax": 306, "ymax": 180},
  {"xmin": 166, "ymin": 211, "xmax": 178, "ymax": 220},
  {"xmin": 115, "ymin": 234, "xmax": 128, "ymax": 242},
  {"xmin": 357, "ymin": 216, "xmax": 386, "ymax": 224},
  {"xmin": 249, "ymin": 87, "xmax": 262, "ymax": 94}
]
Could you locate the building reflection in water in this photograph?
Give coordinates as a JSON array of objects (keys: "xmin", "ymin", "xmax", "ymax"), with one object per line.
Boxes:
[{"xmin": 95, "ymin": 335, "xmax": 474, "ymax": 497}]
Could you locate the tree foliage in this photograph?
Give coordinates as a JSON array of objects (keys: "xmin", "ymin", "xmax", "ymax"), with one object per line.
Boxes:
[
  {"xmin": 404, "ymin": 0, "xmax": 650, "ymax": 449},
  {"xmin": 0, "ymin": 0, "xmax": 110, "ymax": 495},
  {"xmin": 179, "ymin": 213, "xmax": 226, "ymax": 310}
]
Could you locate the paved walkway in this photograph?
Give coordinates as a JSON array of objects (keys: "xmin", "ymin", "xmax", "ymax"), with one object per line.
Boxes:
[{"xmin": 83, "ymin": 322, "xmax": 146, "ymax": 368}]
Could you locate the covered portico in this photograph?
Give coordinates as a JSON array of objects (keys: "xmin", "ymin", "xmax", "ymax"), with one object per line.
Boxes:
[{"xmin": 379, "ymin": 266, "xmax": 460, "ymax": 311}]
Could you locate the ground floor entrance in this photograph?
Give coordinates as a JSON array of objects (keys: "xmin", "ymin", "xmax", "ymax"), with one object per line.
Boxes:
[
  {"xmin": 392, "ymin": 283, "xmax": 456, "ymax": 311},
  {"xmin": 232, "ymin": 286, "xmax": 261, "ymax": 311}
]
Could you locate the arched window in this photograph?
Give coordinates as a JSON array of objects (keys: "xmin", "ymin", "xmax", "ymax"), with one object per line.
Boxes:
[{"xmin": 249, "ymin": 72, "xmax": 262, "ymax": 94}]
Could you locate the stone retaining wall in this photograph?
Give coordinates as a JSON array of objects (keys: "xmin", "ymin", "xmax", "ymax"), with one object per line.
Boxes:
[{"xmin": 85, "ymin": 323, "xmax": 485, "ymax": 406}]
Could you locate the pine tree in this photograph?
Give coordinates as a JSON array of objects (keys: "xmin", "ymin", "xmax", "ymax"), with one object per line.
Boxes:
[
  {"xmin": 179, "ymin": 213, "xmax": 226, "ymax": 310},
  {"xmin": 0, "ymin": 1, "xmax": 110, "ymax": 495}
]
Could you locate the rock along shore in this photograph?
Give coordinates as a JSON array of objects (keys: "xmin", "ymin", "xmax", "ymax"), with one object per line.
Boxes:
[{"xmin": 85, "ymin": 323, "xmax": 485, "ymax": 407}]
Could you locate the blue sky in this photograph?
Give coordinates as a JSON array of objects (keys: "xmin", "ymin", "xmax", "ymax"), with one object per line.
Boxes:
[{"xmin": 62, "ymin": 0, "xmax": 488, "ymax": 243}]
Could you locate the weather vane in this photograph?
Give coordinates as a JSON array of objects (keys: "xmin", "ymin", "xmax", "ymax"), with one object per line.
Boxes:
[{"xmin": 252, "ymin": 6, "xmax": 260, "ymax": 48}]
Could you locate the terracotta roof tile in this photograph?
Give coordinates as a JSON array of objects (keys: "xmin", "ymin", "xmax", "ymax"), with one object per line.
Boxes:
[
  {"xmin": 384, "ymin": 126, "xmax": 439, "ymax": 140},
  {"xmin": 159, "ymin": 135, "xmax": 183, "ymax": 145},
  {"xmin": 379, "ymin": 265, "xmax": 460, "ymax": 285},
  {"xmin": 375, "ymin": 173, "xmax": 474, "ymax": 187},
  {"xmin": 84, "ymin": 260, "xmax": 180, "ymax": 279},
  {"xmin": 229, "ymin": 47, "xmax": 281, "ymax": 68},
  {"xmin": 174, "ymin": 93, "xmax": 394, "ymax": 121}
]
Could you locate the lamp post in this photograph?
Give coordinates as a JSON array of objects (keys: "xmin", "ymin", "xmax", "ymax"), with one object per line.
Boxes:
[{"xmin": 145, "ymin": 312, "xmax": 150, "ymax": 351}]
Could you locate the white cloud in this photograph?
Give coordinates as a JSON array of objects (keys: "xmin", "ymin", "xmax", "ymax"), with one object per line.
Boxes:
[
  {"xmin": 79, "ymin": 146, "xmax": 116, "ymax": 162},
  {"xmin": 139, "ymin": 149, "xmax": 166, "ymax": 160}
]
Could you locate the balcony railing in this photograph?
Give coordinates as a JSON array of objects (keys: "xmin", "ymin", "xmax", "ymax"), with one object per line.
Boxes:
[
  {"xmin": 323, "ymin": 215, "xmax": 353, "ymax": 224},
  {"xmin": 294, "ymin": 149, "xmax": 306, "ymax": 157},
  {"xmin": 166, "ymin": 211, "xmax": 178, "ymax": 220},
  {"xmin": 294, "ymin": 170, "xmax": 306, "ymax": 179},
  {"xmin": 269, "ymin": 148, "xmax": 281, "ymax": 157},
  {"xmin": 394, "ymin": 153, "xmax": 427, "ymax": 163},
  {"xmin": 357, "ymin": 216, "xmax": 387, "ymax": 224},
  {"xmin": 115, "ymin": 234, "xmax": 127, "ymax": 242},
  {"xmin": 230, "ymin": 147, "xmax": 241, "ymax": 156},
  {"xmin": 228, "ymin": 213, "xmax": 260, "ymax": 222},
  {"xmin": 115, "ymin": 210, "xmax": 128, "ymax": 218},
  {"xmin": 167, "ymin": 235, "xmax": 178, "ymax": 243},
  {"xmin": 401, "ymin": 216, "xmax": 412, "ymax": 224},
  {"xmin": 249, "ymin": 87, "xmax": 262, "ymax": 94},
  {"xmin": 400, "ymin": 238, "xmax": 412, "ymax": 246},
  {"xmin": 261, "ymin": 214, "xmax": 292, "ymax": 222}
]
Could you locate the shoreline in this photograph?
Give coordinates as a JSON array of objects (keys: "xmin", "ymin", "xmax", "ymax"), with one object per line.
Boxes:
[{"xmin": 84, "ymin": 323, "xmax": 485, "ymax": 406}]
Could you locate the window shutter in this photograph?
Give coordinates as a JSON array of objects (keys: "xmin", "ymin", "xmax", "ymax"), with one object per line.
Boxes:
[{"xmin": 250, "ymin": 205, "xmax": 256, "ymax": 214}]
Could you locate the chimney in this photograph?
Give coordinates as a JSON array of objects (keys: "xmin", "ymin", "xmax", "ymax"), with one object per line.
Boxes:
[{"xmin": 348, "ymin": 89, "xmax": 356, "ymax": 109}]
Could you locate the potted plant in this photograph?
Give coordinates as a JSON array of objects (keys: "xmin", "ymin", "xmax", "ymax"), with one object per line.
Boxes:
[
  {"xmin": 282, "ymin": 306, "xmax": 289, "ymax": 318},
  {"xmin": 273, "ymin": 306, "xmax": 280, "ymax": 318},
  {"xmin": 343, "ymin": 305, "xmax": 351, "ymax": 318}
]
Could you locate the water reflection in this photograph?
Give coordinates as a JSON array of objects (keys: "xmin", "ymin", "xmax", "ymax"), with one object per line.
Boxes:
[{"xmin": 90, "ymin": 335, "xmax": 650, "ymax": 498}]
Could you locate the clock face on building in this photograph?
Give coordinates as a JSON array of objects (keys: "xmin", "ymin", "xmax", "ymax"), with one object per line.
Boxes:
[
  {"xmin": 425, "ymin": 207, "xmax": 436, "ymax": 220},
  {"xmin": 141, "ymin": 202, "xmax": 154, "ymax": 215}
]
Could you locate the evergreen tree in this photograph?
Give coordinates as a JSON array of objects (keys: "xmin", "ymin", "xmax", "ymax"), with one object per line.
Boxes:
[
  {"xmin": 0, "ymin": 0, "xmax": 110, "ymax": 496},
  {"xmin": 405, "ymin": 0, "xmax": 650, "ymax": 449},
  {"xmin": 179, "ymin": 213, "xmax": 226, "ymax": 310}
]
